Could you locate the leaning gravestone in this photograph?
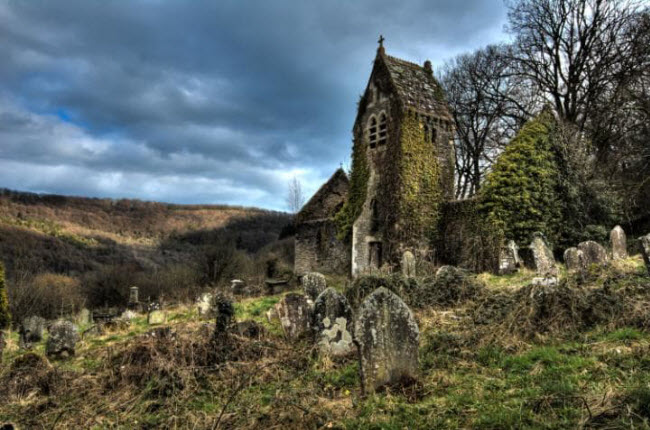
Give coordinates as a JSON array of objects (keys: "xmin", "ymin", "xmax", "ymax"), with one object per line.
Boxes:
[
  {"xmin": 564, "ymin": 247, "xmax": 587, "ymax": 276},
  {"xmin": 530, "ymin": 232, "xmax": 558, "ymax": 276},
  {"xmin": 302, "ymin": 272, "xmax": 327, "ymax": 301},
  {"xmin": 46, "ymin": 320, "xmax": 80, "ymax": 359},
  {"xmin": 275, "ymin": 293, "xmax": 313, "ymax": 339},
  {"xmin": 354, "ymin": 287, "xmax": 419, "ymax": 394},
  {"xmin": 499, "ymin": 240, "xmax": 522, "ymax": 275},
  {"xmin": 610, "ymin": 226, "xmax": 628, "ymax": 260},
  {"xmin": 313, "ymin": 288, "xmax": 354, "ymax": 357},
  {"xmin": 640, "ymin": 234, "xmax": 650, "ymax": 276},
  {"xmin": 578, "ymin": 241, "xmax": 609, "ymax": 266},
  {"xmin": 401, "ymin": 251, "xmax": 416, "ymax": 278}
]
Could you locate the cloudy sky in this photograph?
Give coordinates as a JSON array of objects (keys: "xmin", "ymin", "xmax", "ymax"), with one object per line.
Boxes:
[{"xmin": 0, "ymin": 0, "xmax": 508, "ymax": 211}]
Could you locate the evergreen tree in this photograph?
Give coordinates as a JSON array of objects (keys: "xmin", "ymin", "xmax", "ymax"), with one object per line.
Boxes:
[
  {"xmin": 480, "ymin": 109, "xmax": 562, "ymax": 247},
  {"xmin": 0, "ymin": 261, "xmax": 11, "ymax": 330}
]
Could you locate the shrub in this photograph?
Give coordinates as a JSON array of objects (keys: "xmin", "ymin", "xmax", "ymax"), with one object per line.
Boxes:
[
  {"xmin": 480, "ymin": 109, "xmax": 562, "ymax": 247},
  {"xmin": 8, "ymin": 272, "xmax": 84, "ymax": 321}
]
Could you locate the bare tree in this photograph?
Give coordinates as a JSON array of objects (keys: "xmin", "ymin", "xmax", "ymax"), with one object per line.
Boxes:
[
  {"xmin": 506, "ymin": 0, "xmax": 645, "ymax": 131},
  {"xmin": 285, "ymin": 176, "xmax": 306, "ymax": 213},
  {"xmin": 440, "ymin": 45, "xmax": 538, "ymax": 198}
]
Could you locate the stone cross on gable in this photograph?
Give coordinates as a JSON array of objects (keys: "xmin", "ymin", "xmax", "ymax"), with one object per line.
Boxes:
[{"xmin": 378, "ymin": 35, "xmax": 385, "ymax": 47}]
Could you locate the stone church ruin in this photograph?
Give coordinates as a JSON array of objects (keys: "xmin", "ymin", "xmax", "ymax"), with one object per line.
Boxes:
[{"xmin": 295, "ymin": 39, "xmax": 481, "ymax": 277}]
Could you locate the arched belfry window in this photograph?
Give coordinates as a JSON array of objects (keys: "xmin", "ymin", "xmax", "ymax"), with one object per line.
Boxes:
[
  {"xmin": 424, "ymin": 121, "xmax": 437, "ymax": 144},
  {"xmin": 368, "ymin": 116, "xmax": 378, "ymax": 148},
  {"xmin": 378, "ymin": 113, "xmax": 387, "ymax": 146}
]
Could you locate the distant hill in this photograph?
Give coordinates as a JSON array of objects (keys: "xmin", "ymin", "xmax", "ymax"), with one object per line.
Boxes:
[{"xmin": 0, "ymin": 188, "xmax": 292, "ymax": 278}]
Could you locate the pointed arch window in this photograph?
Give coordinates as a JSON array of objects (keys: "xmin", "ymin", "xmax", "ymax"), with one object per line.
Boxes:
[
  {"xmin": 378, "ymin": 113, "xmax": 387, "ymax": 146},
  {"xmin": 368, "ymin": 116, "xmax": 378, "ymax": 148}
]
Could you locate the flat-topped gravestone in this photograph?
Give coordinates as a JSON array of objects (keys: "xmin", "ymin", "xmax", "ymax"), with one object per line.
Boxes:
[
  {"xmin": 401, "ymin": 251, "xmax": 416, "ymax": 278},
  {"xmin": 313, "ymin": 288, "xmax": 353, "ymax": 357},
  {"xmin": 499, "ymin": 240, "xmax": 522, "ymax": 275},
  {"xmin": 641, "ymin": 234, "xmax": 650, "ymax": 276},
  {"xmin": 530, "ymin": 232, "xmax": 557, "ymax": 276},
  {"xmin": 610, "ymin": 226, "xmax": 628, "ymax": 260},
  {"xmin": 275, "ymin": 293, "xmax": 313, "ymax": 339},
  {"xmin": 354, "ymin": 287, "xmax": 419, "ymax": 394},
  {"xmin": 302, "ymin": 272, "xmax": 327, "ymax": 301},
  {"xmin": 46, "ymin": 320, "xmax": 80, "ymax": 359},
  {"xmin": 578, "ymin": 241, "xmax": 608, "ymax": 266}
]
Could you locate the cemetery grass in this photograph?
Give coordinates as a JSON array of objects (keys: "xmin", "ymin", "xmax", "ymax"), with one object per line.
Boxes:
[{"xmin": 1, "ymin": 258, "xmax": 650, "ymax": 428}]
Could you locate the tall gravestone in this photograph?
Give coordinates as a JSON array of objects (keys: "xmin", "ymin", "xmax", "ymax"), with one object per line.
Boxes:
[
  {"xmin": 578, "ymin": 241, "xmax": 609, "ymax": 266},
  {"xmin": 354, "ymin": 287, "xmax": 419, "ymax": 394},
  {"xmin": 401, "ymin": 251, "xmax": 416, "ymax": 278},
  {"xmin": 641, "ymin": 234, "xmax": 650, "ymax": 276},
  {"xmin": 275, "ymin": 293, "xmax": 313, "ymax": 339},
  {"xmin": 610, "ymin": 226, "xmax": 628, "ymax": 260},
  {"xmin": 529, "ymin": 232, "xmax": 557, "ymax": 277},
  {"xmin": 302, "ymin": 272, "xmax": 327, "ymax": 301},
  {"xmin": 313, "ymin": 288, "xmax": 353, "ymax": 357}
]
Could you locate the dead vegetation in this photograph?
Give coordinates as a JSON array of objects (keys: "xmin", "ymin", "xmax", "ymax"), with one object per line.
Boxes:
[{"xmin": 1, "ymin": 257, "xmax": 650, "ymax": 429}]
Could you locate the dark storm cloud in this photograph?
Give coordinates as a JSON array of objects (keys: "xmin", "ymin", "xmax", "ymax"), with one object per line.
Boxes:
[{"xmin": 0, "ymin": 0, "xmax": 507, "ymax": 209}]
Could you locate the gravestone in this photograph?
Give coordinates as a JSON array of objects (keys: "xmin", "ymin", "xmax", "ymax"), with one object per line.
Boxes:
[
  {"xmin": 147, "ymin": 310, "xmax": 167, "ymax": 325},
  {"xmin": 46, "ymin": 320, "xmax": 80, "ymax": 359},
  {"xmin": 275, "ymin": 293, "xmax": 313, "ymax": 339},
  {"xmin": 76, "ymin": 308, "xmax": 92, "ymax": 325},
  {"xmin": 302, "ymin": 272, "xmax": 327, "ymax": 301},
  {"xmin": 564, "ymin": 247, "xmax": 587, "ymax": 276},
  {"xmin": 0, "ymin": 330, "xmax": 5, "ymax": 358},
  {"xmin": 578, "ymin": 241, "xmax": 609, "ymax": 266},
  {"xmin": 532, "ymin": 277, "xmax": 559, "ymax": 287},
  {"xmin": 196, "ymin": 292, "xmax": 213, "ymax": 317},
  {"xmin": 20, "ymin": 316, "xmax": 47, "ymax": 349},
  {"xmin": 610, "ymin": 226, "xmax": 628, "ymax": 260},
  {"xmin": 313, "ymin": 288, "xmax": 354, "ymax": 357},
  {"xmin": 120, "ymin": 310, "xmax": 137, "ymax": 320},
  {"xmin": 401, "ymin": 251, "xmax": 416, "ymax": 278},
  {"xmin": 129, "ymin": 286, "xmax": 139, "ymax": 304},
  {"xmin": 499, "ymin": 240, "xmax": 522, "ymax": 275},
  {"xmin": 530, "ymin": 232, "xmax": 557, "ymax": 276},
  {"xmin": 230, "ymin": 279, "xmax": 246, "ymax": 295},
  {"xmin": 354, "ymin": 287, "xmax": 419, "ymax": 394},
  {"xmin": 641, "ymin": 234, "xmax": 650, "ymax": 276},
  {"xmin": 212, "ymin": 293, "xmax": 234, "ymax": 334}
]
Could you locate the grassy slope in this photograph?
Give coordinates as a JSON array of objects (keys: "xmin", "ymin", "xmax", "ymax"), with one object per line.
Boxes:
[{"xmin": 2, "ymin": 256, "xmax": 650, "ymax": 429}]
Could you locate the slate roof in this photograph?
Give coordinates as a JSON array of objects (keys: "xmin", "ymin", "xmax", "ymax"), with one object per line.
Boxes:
[
  {"xmin": 295, "ymin": 168, "xmax": 349, "ymax": 224},
  {"xmin": 381, "ymin": 54, "xmax": 452, "ymax": 119}
]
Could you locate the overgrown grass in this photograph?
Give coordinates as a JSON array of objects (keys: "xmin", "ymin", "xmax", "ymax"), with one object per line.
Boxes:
[{"xmin": 1, "ymin": 262, "xmax": 650, "ymax": 428}]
